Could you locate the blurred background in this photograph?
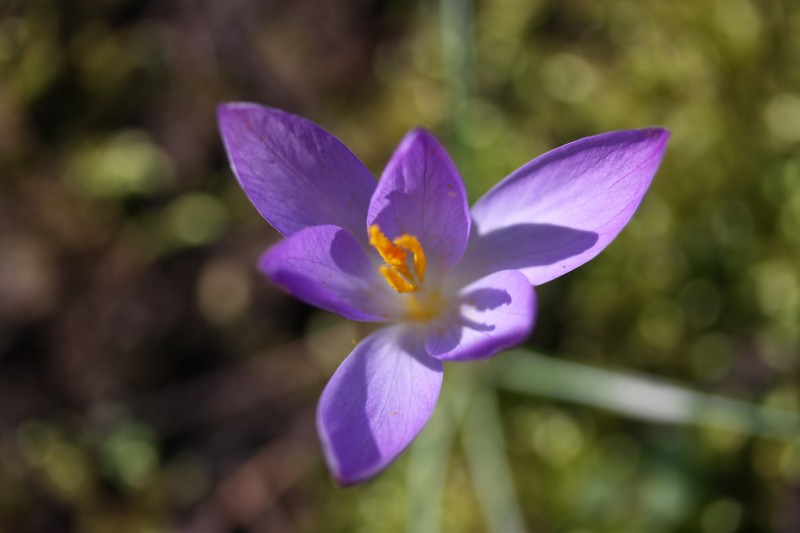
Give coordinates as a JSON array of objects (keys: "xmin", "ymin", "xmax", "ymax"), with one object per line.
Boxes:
[{"xmin": 2, "ymin": 0, "xmax": 800, "ymax": 531}]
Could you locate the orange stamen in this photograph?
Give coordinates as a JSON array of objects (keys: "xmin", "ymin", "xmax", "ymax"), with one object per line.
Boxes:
[
  {"xmin": 393, "ymin": 234, "xmax": 426, "ymax": 282},
  {"xmin": 369, "ymin": 224, "xmax": 428, "ymax": 292},
  {"xmin": 369, "ymin": 225, "xmax": 412, "ymax": 280},
  {"xmin": 380, "ymin": 266, "xmax": 416, "ymax": 293}
]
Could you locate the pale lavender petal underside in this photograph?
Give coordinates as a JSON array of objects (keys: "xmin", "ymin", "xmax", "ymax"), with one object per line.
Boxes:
[
  {"xmin": 259, "ymin": 225, "xmax": 392, "ymax": 322},
  {"xmin": 317, "ymin": 327, "xmax": 443, "ymax": 485},
  {"xmin": 463, "ymin": 128, "xmax": 669, "ymax": 285},
  {"xmin": 217, "ymin": 103, "xmax": 376, "ymax": 240},
  {"xmin": 367, "ymin": 129, "xmax": 471, "ymax": 270},
  {"xmin": 426, "ymin": 270, "xmax": 535, "ymax": 361}
]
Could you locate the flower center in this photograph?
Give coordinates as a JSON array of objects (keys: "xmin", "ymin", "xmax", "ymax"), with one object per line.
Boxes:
[
  {"xmin": 369, "ymin": 224, "xmax": 447, "ymax": 322},
  {"xmin": 368, "ymin": 224, "xmax": 427, "ymax": 293}
]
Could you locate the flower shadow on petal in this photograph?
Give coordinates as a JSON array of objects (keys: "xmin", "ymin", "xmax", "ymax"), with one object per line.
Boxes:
[
  {"xmin": 319, "ymin": 345, "xmax": 382, "ymax": 486},
  {"xmin": 319, "ymin": 329, "xmax": 443, "ymax": 486},
  {"xmin": 261, "ymin": 225, "xmax": 389, "ymax": 321},
  {"xmin": 328, "ymin": 228, "xmax": 372, "ymax": 275},
  {"xmin": 458, "ymin": 288, "xmax": 511, "ymax": 332},
  {"xmin": 460, "ymin": 223, "xmax": 599, "ymax": 282},
  {"xmin": 397, "ymin": 330, "xmax": 447, "ymax": 370},
  {"xmin": 431, "ymin": 287, "xmax": 513, "ymax": 353},
  {"xmin": 371, "ymin": 187, "xmax": 470, "ymax": 270},
  {"xmin": 425, "ymin": 270, "xmax": 535, "ymax": 362}
]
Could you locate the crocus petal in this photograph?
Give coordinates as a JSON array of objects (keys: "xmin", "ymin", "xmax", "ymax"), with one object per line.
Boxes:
[
  {"xmin": 317, "ymin": 327, "xmax": 443, "ymax": 485},
  {"xmin": 259, "ymin": 225, "xmax": 393, "ymax": 322},
  {"xmin": 426, "ymin": 270, "xmax": 535, "ymax": 361},
  {"xmin": 217, "ymin": 103, "xmax": 376, "ymax": 240},
  {"xmin": 367, "ymin": 129, "xmax": 470, "ymax": 270},
  {"xmin": 463, "ymin": 128, "xmax": 669, "ymax": 285}
]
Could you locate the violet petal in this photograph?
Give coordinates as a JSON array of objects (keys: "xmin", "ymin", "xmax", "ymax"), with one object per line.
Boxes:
[
  {"xmin": 367, "ymin": 129, "xmax": 471, "ymax": 270},
  {"xmin": 317, "ymin": 326, "xmax": 443, "ymax": 485},
  {"xmin": 259, "ymin": 225, "xmax": 392, "ymax": 322},
  {"xmin": 426, "ymin": 270, "xmax": 535, "ymax": 361},
  {"xmin": 217, "ymin": 103, "xmax": 376, "ymax": 240},
  {"xmin": 463, "ymin": 128, "xmax": 669, "ymax": 285}
]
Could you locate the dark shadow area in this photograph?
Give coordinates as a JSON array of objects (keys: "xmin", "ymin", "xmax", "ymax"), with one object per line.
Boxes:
[
  {"xmin": 398, "ymin": 330, "xmax": 445, "ymax": 370},
  {"xmin": 321, "ymin": 341, "xmax": 381, "ymax": 486},
  {"xmin": 426, "ymin": 223, "xmax": 596, "ymax": 355},
  {"xmin": 460, "ymin": 222, "xmax": 599, "ymax": 280},
  {"xmin": 370, "ymin": 162, "xmax": 469, "ymax": 267},
  {"xmin": 428, "ymin": 286, "xmax": 515, "ymax": 354},
  {"xmin": 464, "ymin": 287, "xmax": 512, "ymax": 312},
  {"xmin": 329, "ymin": 227, "xmax": 371, "ymax": 276},
  {"xmin": 327, "ymin": 330, "xmax": 441, "ymax": 485}
]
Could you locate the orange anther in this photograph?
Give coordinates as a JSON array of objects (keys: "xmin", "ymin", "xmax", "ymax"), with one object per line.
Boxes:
[{"xmin": 369, "ymin": 224, "xmax": 428, "ymax": 293}]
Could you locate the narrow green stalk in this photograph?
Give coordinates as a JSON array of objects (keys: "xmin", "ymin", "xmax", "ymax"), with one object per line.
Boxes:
[
  {"xmin": 405, "ymin": 392, "xmax": 457, "ymax": 533},
  {"xmin": 440, "ymin": 0, "xmax": 475, "ymax": 117},
  {"xmin": 440, "ymin": 0, "xmax": 476, "ymax": 173},
  {"xmin": 496, "ymin": 350, "xmax": 800, "ymax": 441},
  {"xmin": 459, "ymin": 385, "xmax": 528, "ymax": 533}
]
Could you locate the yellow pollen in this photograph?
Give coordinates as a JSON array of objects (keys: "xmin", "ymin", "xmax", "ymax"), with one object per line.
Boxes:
[
  {"xmin": 380, "ymin": 266, "xmax": 416, "ymax": 293},
  {"xmin": 369, "ymin": 225, "xmax": 411, "ymax": 279},
  {"xmin": 369, "ymin": 224, "xmax": 428, "ymax": 293},
  {"xmin": 393, "ymin": 234, "xmax": 426, "ymax": 283}
]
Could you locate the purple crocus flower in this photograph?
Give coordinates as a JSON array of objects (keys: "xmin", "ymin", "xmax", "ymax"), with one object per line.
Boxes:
[{"xmin": 217, "ymin": 103, "xmax": 669, "ymax": 485}]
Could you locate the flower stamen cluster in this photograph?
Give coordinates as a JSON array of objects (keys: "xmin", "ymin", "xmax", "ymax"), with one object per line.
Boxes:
[{"xmin": 368, "ymin": 224, "xmax": 427, "ymax": 293}]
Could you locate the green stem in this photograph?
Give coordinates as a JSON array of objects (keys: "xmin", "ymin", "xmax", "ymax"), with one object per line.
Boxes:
[
  {"xmin": 458, "ymin": 382, "xmax": 528, "ymax": 533},
  {"xmin": 440, "ymin": 0, "xmax": 475, "ymax": 165},
  {"xmin": 495, "ymin": 350, "xmax": 800, "ymax": 441},
  {"xmin": 405, "ymin": 392, "xmax": 458, "ymax": 533}
]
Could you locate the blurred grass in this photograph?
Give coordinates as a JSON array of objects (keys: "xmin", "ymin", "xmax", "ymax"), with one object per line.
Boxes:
[{"xmin": 1, "ymin": 0, "xmax": 800, "ymax": 531}]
